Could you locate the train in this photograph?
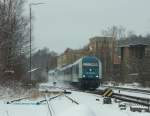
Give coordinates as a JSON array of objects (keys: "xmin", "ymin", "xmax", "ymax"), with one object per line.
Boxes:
[{"xmin": 49, "ymin": 56, "xmax": 102, "ymax": 89}]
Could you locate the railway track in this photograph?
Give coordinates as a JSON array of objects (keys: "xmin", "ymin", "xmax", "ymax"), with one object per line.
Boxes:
[
  {"xmin": 42, "ymin": 92, "xmax": 79, "ymax": 116},
  {"xmin": 39, "ymin": 85, "xmax": 80, "ymax": 104},
  {"xmin": 36, "ymin": 93, "xmax": 64, "ymax": 105},
  {"xmin": 103, "ymin": 85, "xmax": 150, "ymax": 95},
  {"xmin": 64, "ymin": 95, "xmax": 79, "ymax": 105},
  {"xmin": 39, "ymin": 84, "xmax": 150, "ymax": 110},
  {"xmin": 7, "ymin": 97, "xmax": 30, "ymax": 104},
  {"xmin": 45, "ymin": 94, "xmax": 57, "ymax": 116},
  {"xmin": 112, "ymin": 93, "xmax": 150, "ymax": 107},
  {"xmin": 80, "ymin": 88, "xmax": 150, "ymax": 110}
]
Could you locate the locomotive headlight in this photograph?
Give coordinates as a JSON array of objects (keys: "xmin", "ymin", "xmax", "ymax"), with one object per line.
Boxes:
[
  {"xmin": 96, "ymin": 75, "xmax": 99, "ymax": 78},
  {"xmin": 83, "ymin": 75, "xmax": 85, "ymax": 77}
]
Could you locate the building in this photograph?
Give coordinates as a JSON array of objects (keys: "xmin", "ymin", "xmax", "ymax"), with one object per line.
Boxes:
[
  {"xmin": 57, "ymin": 48, "xmax": 89, "ymax": 67},
  {"xmin": 118, "ymin": 36, "xmax": 150, "ymax": 85},
  {"xmin": 89, "ymin": 36, "xmax": 115, "ymax": 78}
]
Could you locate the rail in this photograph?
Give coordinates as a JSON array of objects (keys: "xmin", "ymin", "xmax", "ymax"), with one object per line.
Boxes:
[
  {"xmin": 45, "ymin": 95, "xmax": 53, "ymax": 116},
  {"xmin": 65, "ymin": 95, "xmax": 79, "ymax": 105},
  {"xmin": 103, "ymin": 85, "xmax": 150, "ymax": 95},
  {"xmin": 7, "ymin": 97, "xmax": 30, "ymax": 104},
  {"xmin": 112, "ymin": 93, "xmax": 150, "ymax": 107},
  {"xmin": 37, "ymin": 93, "xmax": 63, "ymax": 105}
]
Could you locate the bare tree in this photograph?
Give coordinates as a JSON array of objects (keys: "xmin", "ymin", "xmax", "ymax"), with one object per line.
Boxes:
[
  {"xmin": 101, "ymin": 25, "xmax": 126, "ymax": 40},
  {"xmin": 31, "ymin": 48, "xmax": 57, "ymax": 82},
  {"xmin": 0, "ymin": 0, "xmax": 29, "ymax": 84},
  {"xmin": 32, "ymin": 48, "xmax": 57, "ymax": 70},
  {"xmin": 127, "ymin": 30, "xmax": 135, "ymax": 38}
]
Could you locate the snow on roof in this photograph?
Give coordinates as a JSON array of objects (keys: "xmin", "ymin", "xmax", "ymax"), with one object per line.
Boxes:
[
  {"xmin": 118, "ymin": 37, "xmax": 150, "ymax": 47},
  {"xmin": 58, "ymin": 104, "xmax": 96, "ymax": 116},
  {"xmin": 90, "ymin": 36, "xmax": 113, "ymax": 41}
]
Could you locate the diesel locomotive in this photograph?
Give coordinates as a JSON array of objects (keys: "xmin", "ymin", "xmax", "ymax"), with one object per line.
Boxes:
[{"xmin": 51, "ymin": 56, "xmax": 102, "ymax": 89}]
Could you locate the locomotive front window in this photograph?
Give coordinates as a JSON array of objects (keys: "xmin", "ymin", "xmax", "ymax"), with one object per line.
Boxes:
[
  {"xmin": 83, "ymin": 62, "xmax": 98, "ymax": 67},
  {"xmin": 82, "ymin": 57, "xmax": 100, "ymax": 78},
  {"xmin": 82, "ymin": 66, "xmax": 99, "ymax": 75}
]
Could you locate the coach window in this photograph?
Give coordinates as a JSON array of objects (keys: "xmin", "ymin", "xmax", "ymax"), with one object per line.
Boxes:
[{"xmin": 76, "ymin": 65, "xmax": 79, "ymax": 74}]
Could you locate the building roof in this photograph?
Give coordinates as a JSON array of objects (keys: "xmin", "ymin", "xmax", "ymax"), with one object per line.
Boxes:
[
  {"xmin": 90, "ymin": 36, "xmax": 113, "ymax": 42},
  {"xmin": 118, "ymin": 36, "xmax": 150, "ymax": 47}
]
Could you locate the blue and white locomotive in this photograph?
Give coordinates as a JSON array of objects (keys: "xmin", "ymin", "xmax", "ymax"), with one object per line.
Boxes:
[{"xmin": 56, "ymin": 56, "xmax": 102, "ymax": 89}]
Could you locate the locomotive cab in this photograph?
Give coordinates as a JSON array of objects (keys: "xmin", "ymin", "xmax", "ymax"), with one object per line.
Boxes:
[{"xmin": 80, "ymin": 56, "xmax": 102, "ymax": 89}]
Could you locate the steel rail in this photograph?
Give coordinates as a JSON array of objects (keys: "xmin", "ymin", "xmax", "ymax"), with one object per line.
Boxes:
[
  {"xmin": 37, "ymin": 93, "xmax": 64, "ymax": 105},
  {"xmin": 103, "ymin": 85, "xmax": 150, "ymax": 95},
  {"xmin": 45, "ymin": 95, "xmax": 53, "ymax": 116},
  {"xmin": 7, "ymin": 96, "xmax": 30, "ymax": 104},
  {"xmin": 64, "ymin": 95, "xmax": 79, "ymax": 105},
  {"xmin": 112, "ymin": 93, "xmax": 150, "ymax": 107}
]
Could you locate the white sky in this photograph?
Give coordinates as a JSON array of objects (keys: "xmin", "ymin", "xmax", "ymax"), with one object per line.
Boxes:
[{"xmin": 26, "ymin": 0, "xmax": 150, "ymax": 54}]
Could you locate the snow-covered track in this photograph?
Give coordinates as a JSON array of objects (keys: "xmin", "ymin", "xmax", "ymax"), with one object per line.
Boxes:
[
  {"xmin": 45, "ymin": 95, "xmax": 55, "ymax": 116},
  {"xmin": 7, "ymin": 97, "xmax": 30, "ymax": 104},
  {"xmin": 103, "ymin": 85, "xmax": 150, "ymax": 95},
  {"xmin": 36, "ymin": 93, "xmax": 63, "ymax": 105},
  {"xmin": 86, "ymin": 88, "xmax": 150, "ymax": 107},
  {"xmin": 64, "ymin": 95, "xmax": 79, "ymax": 105},
  {"xmin": 39, "ymin": 83, "xmax": 150, "ymax": 107},
  {"xmin": 112, "ymin": 93, "xmax": 150, "ymax": 107}
]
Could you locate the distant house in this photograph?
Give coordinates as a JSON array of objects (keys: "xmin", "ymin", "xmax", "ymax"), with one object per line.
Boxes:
[
  {"xmin": 118, "ymin": 36, "xmax": 150, "ymax": 61},
  {"xmin": 89, "ymin": 36, "xmax": 122, "ymax": 81},
  {"xmin": 118, "ymin": 36, "xmax": 150, "ymax": 85},
  {"xmin": 57, "ymin": 48, "xmax": 89, "ymax": 68}
]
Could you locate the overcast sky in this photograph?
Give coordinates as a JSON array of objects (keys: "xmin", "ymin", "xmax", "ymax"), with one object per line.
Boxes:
[{"xmin": 27, "ymin": 0, "xmax": 150, "ymax": 54}]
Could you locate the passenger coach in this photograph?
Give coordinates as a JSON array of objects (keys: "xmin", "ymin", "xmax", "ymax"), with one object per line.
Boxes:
[{"xmin": 57, "ymin": 56, "xmax": 102, "ymax": 89}]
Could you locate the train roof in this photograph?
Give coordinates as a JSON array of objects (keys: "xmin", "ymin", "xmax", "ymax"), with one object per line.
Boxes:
[
  {"xmin": 73, "ymin": 56, "xmax": 99, "ymax": 64},
  {"xmin": 82, "ymin": 56, "xmax": 99, "ymax": 60},
  {"xmin": 48, "ymin": 70, "xmax": 55, "ymax": 74},
  {"xmin": 72, "ymin": 57, "xmax": 82, "ymax": 65},
  {"xmin": 57, "ymin": 56, "xmax": 100, "ymax": 71},
  {"xmin": 59, "ymin": 63, "xmax": 73, "ymax": 71}
]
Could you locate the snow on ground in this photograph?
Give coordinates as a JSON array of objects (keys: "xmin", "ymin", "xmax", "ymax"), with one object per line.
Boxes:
[
  {"xmin": 39, "ymin": 81, "xmax": 72, "ymax": 89},
  {"xmin": 0, "ymin": 79, "xmax": 150, "ymax": 116},
  {"xmin": 66, "ymin": 91, "xmax": 150, "ymax": 116},
  {"xmin": 57, "ymin": 104, "xmax": 97, "ymax": 116},
  {"xmin": 0, "ymin": 88, "xmax": 149, "ymax": 116},
  {"xmin": 0, "ymin": 103, "xmax": 48, "ymax": 116}
]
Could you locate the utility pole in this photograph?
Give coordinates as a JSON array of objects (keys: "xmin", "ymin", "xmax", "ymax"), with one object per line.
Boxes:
[
  {"xmin": 29, "ymin": 2, "xmax": 45, "ymax": 83},
  {"xmin": 29, "ymin": 4, "xmax": 32, "ymax": 83},
  {"xmin": 112, "ymin": 31, "xmax": 116, "ymax": 65}
]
